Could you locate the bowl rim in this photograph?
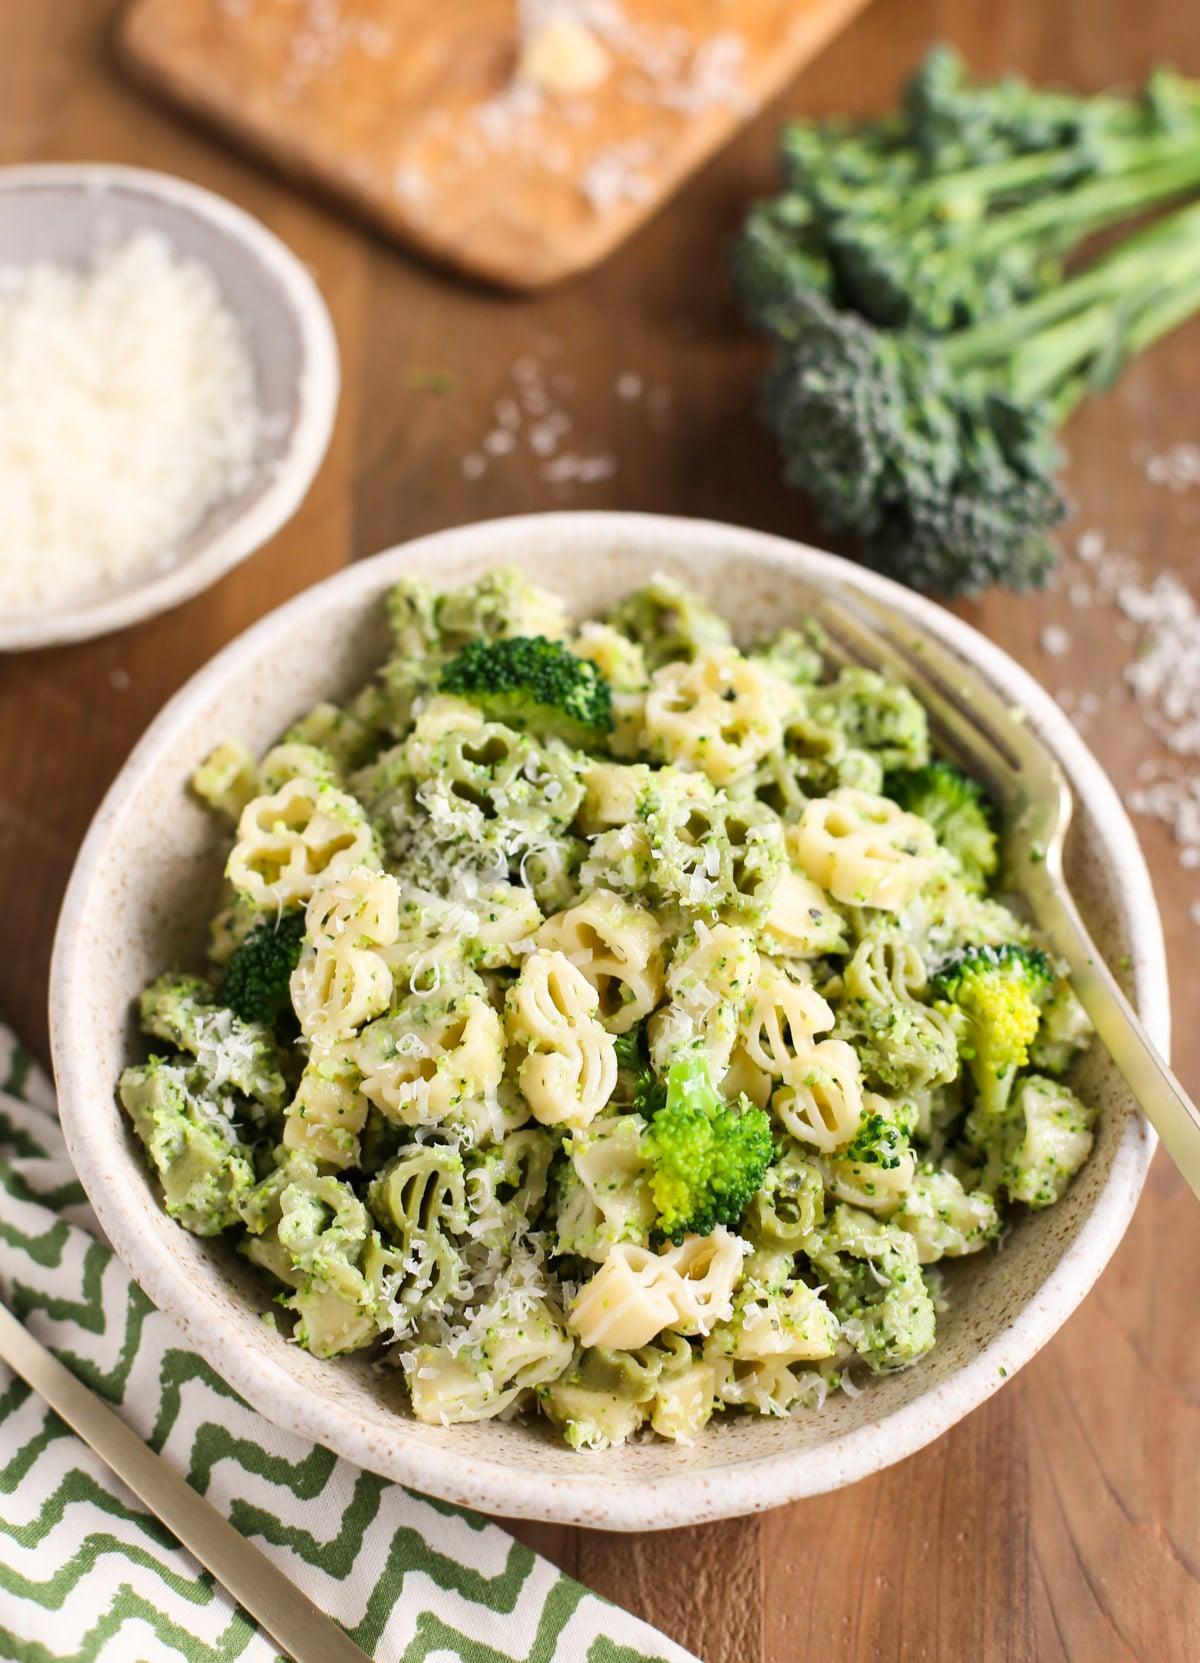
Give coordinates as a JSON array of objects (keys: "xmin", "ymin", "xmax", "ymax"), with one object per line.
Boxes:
[
  {"xmin": 50, "ymin": 511, "xmax": 1166, "ymax": 1529},
  {"xmin": 0, "ymin": 162, "xmax": 340, "ymax": 652}
]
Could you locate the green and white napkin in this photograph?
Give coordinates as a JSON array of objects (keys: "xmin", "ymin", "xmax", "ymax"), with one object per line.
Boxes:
[{"xmin": 0, "ymin": 1027, "xmax": 696, "ymax": 1663}]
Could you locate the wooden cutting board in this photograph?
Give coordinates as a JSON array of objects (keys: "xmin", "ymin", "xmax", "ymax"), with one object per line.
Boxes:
[{"xmin": 119, "ymin": 0, "xmax": 872, "ymax": 289}]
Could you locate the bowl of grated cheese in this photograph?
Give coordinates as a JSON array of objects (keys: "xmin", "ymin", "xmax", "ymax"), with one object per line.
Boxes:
[{"xmin": 0, "ymin": 164, "xmax": 339, "ymax": 651}]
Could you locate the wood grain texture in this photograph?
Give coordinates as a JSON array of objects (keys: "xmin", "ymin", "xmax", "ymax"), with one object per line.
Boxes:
[
  {"xmin": 119, "ymin": 0, "xmax": 873, "ymax": 288},
  {"xmin": 2, "ymin": 1, "xmax": 1199, "ymax": 1659}
]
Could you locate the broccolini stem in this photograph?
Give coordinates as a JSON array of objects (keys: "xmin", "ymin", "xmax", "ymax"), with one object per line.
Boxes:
[
  {"xmin": 1005, "ymin": 240, "xmax": 1200, "ymax": 404},
  {"xmin": 970, "ymin": 140, "xmax": 1200, "ymax": 255},
  {"xmin": 943, "ymin": 197, "xmax": 1200, "ymax": 372},
  {"xmin": 1049, "ymin": 264, "xmax": 1200, "ymax": 424}
]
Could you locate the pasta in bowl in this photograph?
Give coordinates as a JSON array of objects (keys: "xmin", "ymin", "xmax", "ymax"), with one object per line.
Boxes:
[{"xmin": 51, "ymin": 515, "xmax": 1164, "ymax": 1525}]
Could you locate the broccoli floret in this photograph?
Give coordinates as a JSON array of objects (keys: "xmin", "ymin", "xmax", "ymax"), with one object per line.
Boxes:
[
  {"xmin": 219, "ymin": 910, "xmax": 306, "ymax": 1031},
  {"xmin": 967, "ymin": 1073, "xmax": 1097, "ymax": 1206},
  {"xmin": 887, "ymin": 760, "xmax": 998, "ymax": 892},
  {"xmin": 758, "ymin": 202, "xmax": 1200, "ymax": 595},
  {"xmin": 731, "ymin": 193, "xmax": 834, "ymax": 341},
  {"xmin": 931, "ymin": 943, "xmax": 1052, "ymax": 1116},
  {"xmin": 1029, "ymin": 976, "xmax": 1094, "ymax": 1074},
  {"xmin": 642, "ymin": 1052, "xmax": 773, "ymax": 1243},
  {"xmin": 439, "ymin": 635, "xmax": 613, "ymax": 748}
]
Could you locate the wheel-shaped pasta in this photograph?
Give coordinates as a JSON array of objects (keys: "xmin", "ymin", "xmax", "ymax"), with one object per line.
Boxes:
[
  {"xmin": 505, "ymin": 949, "xmax": 617, "ymax": 1127},
  {"xmin": 713, "ymin": 1279, "xmax": 839, "ymax": 1364},
  {"xmin": 772, "ymin": 1037, "xmax": 866, "ymax": 1152},
  {"xmin": 574, "ymin": 622, "xmax": 650, "ymax": 760},
  {"xmin": 537, "ymin": 890, "xmax": 665, "ymax": 1033},
  {"xmin": 242, "ymin": 1164, "xmax": 394, "ymax": 1358},
  {"xmin": 739, "ymin": 958, "xmax": 835, "ymax": 1079},
  {"xmin": 555, "ymin": 1115, "xmax": 655, "ymax": 1261},
  {"xmin": 283, "ymin": 1049, "xmax": 368, "ymax": 1169},
  {"xmin": 649, "ymin": 1359, "xmax": 717, "ymax": 1442},
  {"xmin": 649, "ymin": 922, "xmax": 759, "ymax": 1079},
  {"xmin": 576, "ymin": 760, "xmax": 654, "ymax": 835},
  {"xmin": 641, "ymin": 647, "xmax": 790, "ymax": 785},
  {"xmin": 408, "ymin": 1297, "xmax": 573, "ymax": 1424},
  {"xmin": 759, "ymin": 865, "xmax": 847, "ymax": 958},
  {"xmin": 568, "ymin": 1226, "xmax": 748, "ymax": 1349},
  {"xmin": 464, "ymin": 1127, "xmax": 555, "ymax": 1249},
  {"xmin": 405, "ymin": 702, "xmax": 584, "ymax": 841},
  {"xmin": 227, "ymin": 777, "xmax": 377, "ymax": 909},
  {"xmin": 705, "ymin": 1354, "xmax": 821, "ymax": 1416},
  {"xmin": 789, "ymin": 789, "xmax": 938, "ymax": 910},
  {"xmin": 366, "ymin": 1146, "xmax": 468, "ymax": 1327},
  {"xmin": 256, "ymin": 741, "xmax": 338, "ymax": 795},
  {"xmin": 355, "ymin": 974, "xmax": 506, "ymax": 1135},
  {"xmin": 290, "ymin": 869, "xmax": 402, "ymax": 1047},
  {"xmin": 835, "ymin": 934, "xmax": 958, "ymax": 1092},
  {"xmin": 191, "ymin": 739, "xmax": 257, "ymax": 823}
]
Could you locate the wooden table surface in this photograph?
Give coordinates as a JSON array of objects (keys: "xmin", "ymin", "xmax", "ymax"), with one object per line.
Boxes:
[{"xmin": 3, "ymin": 2, "xmax": 1198, "ymax": 1658}]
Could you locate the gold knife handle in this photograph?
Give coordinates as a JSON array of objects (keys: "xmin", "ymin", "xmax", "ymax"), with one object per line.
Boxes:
[{"xmin": 0, "ymin": 1301, "xmax": 372, "ymax": 1663}]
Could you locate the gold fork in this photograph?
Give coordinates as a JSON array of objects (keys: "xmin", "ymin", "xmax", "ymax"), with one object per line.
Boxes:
[{"xmin": 809, "ymin": 585, "xmax": 1200, "ymax": 1201}]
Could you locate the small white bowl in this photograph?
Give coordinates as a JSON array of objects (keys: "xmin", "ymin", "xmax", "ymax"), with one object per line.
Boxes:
[
  {"xmin": 50, "ymin": 513, "xmax": 1165, "ymax": 1529},
  {"xmin": 0, "ymin": 164, "xmax": 339, "ymax": 651}
]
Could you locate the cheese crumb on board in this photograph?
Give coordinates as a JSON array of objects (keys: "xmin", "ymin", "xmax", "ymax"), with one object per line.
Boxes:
[
  {"xmin": 519, "ymin": 15, "xmax": 612, "ymax": 96},
  {"xmin": 0, "ymin": 232, "xmax": 261, "ymax": 614}
]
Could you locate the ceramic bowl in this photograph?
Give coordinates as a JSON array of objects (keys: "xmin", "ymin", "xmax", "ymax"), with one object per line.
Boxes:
[
  {"xmin": 0, "ymin": 164, "xmax": 339, "ymax": 651},
  {"xmin": 49, "ymin": 513, "xmax": 1165, "ymax": 1529}
]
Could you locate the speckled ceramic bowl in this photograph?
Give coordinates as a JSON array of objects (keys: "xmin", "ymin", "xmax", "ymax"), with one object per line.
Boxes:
[
  {"xmin": 50, "ymin": 513, "xmax": 1165, "ymax": 1529},
  {"xmin": 0, "ymin": 164, "xmax": 339, "ymax": 651}
]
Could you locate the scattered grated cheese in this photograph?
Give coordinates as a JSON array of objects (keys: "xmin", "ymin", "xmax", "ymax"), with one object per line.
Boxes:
[
  {"xmin": 1144, "ymin": 441, "xmax": 1200, "ymax": 494},
  {"xmin": 1039, "ymin": 624, "xmax": 1071, "ymax": 657},
  {"xmin": 1026, "ymin": 518, "xmax": 1200, "ymax": 910},
  {"xmin": 0, "ymin": 232, "xmax": 261, "ymax": 614}
]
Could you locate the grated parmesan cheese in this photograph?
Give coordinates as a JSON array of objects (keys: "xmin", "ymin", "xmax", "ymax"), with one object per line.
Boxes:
[{"xmin": 0, "ymin": 232, "xmax": 261, "ymax": 614}]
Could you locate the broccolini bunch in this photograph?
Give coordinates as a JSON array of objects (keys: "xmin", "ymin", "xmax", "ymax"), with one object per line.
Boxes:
[{"xmin": 735, "ymin": 48, "xmax": 1200, "ymax": 595}]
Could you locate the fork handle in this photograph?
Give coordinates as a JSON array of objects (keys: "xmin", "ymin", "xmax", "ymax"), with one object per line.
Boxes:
[{"xmin": 1025, "ymin": 866, "xmax": 1200, "ymax": 1200}]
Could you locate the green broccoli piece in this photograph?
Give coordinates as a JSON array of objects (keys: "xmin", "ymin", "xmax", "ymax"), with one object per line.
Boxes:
[
  {"xmin": 641, "ymin": 1052, "xmax": 773, "ymax": 1243},
  {"xmin": 931, "ymin": 943, "xmax": 1052, "ymax": 1117},
  {"xmin": 968, "ymin": 1073, "xmax": 1097, "ymax": 1207},
  {"xmin": 1029, "ymin": 976, "xmax": 1094, "ymax": 1074},
  {"xmin": 219, "ymin": 911, "xmax": 306, "ymax": 1030},
  {"xmin": 887, "ymin": 760, "xmax": 998, "ymax": 892},
  {"xmin": 439, "ymin": 635, "xmax": 613, "ymax": 748}
]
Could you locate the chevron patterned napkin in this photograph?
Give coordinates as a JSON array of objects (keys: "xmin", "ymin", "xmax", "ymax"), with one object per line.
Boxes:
[{"xmin": 0, "ymin": 1026, "xmax": 697, "ymax": 1663}]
